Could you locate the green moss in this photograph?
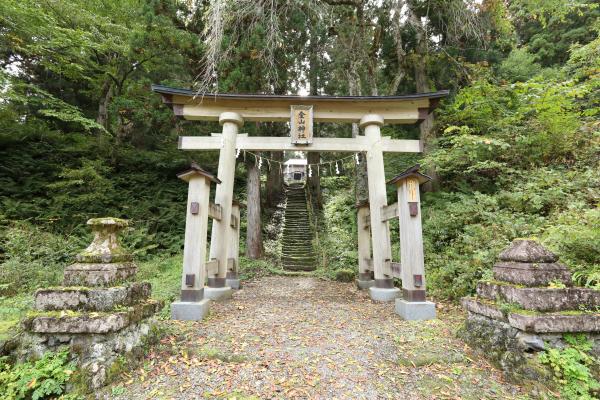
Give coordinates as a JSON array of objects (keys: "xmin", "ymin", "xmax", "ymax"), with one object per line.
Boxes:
[
  {"xmin": 335, "ymin": 268, "xmax": 355, "ymax": 282},
  {"xmin": 193, "ymin": 346, "xmax": 249, "ymax": 363},
  {"xmin": 87, "ymin": 217, "xmax": 128, "ymax": 227},
  {"xmin": 481, "ymin": 279, "xmax": 525, "ymax": 288}
]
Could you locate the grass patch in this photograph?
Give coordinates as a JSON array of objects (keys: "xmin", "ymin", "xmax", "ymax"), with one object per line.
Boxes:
[
  {"xmin": 0, "ymin": 294, "xmax": 32, "ymax": 340},
  {"xmin": 398, "ymin": 350, "xmax": 465, "ymax": 367},
  {"xmin": 194, "ymin": 346, "xmax": 249, "ymax": 363},
  {"xmin": 136, "ymin": 255, "xmax": 181, "ymax": 318}
]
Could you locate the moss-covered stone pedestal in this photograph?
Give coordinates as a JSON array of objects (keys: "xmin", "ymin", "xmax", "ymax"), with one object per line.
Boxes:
[
  {"xmin": 460, "ymin": 239, "xmax": 600, "ymax": 386},
  {"xmin": 17, "ymin": 218, "xmax": 161, "ymax": 389}
]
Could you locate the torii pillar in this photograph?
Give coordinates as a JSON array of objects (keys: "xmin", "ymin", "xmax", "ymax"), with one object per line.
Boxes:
[
  {"xmin": 360, "ymin": 114, "xmax": 400, "ymax": 302},
  {"xmin": 225, "ymin": 200, "xmax": 242, "ymax": 289},
  {"xmin": 171, "ymin": 163, "xmax": 220, "ymax": 321},
  {"xmin": 389, "ymin": 165, "xmax": 436, "ymax": 320},
  {"xmin": 356, "ymin": 201, "xmax": 374, "ymax": 289},
  {"xmin": 205, "ymin": 112, "xmax": 244, "ymax": 300}
]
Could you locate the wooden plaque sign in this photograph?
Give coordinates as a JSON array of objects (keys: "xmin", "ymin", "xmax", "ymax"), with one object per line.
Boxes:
[
  {"xmin": 407, "ymin": 178, "xmax": 418, "ymax": 202},
  {"xmin": 290, "ymin": 105, "xmax": 313, "ymax": 145}
]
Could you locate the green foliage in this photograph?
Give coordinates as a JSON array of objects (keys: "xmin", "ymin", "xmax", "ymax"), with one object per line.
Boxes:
[
  {"xmin": 422, "ymin": 37, "xmax": 599, "ymax": 298},
  {"xmin": 539, "ymin": 334, "xmax": 600, "ymax": 399},
  {"xmin": 334, "ymin": 269, "xmax": 356, "ymax": 283},
  {"xmin": 0, "ymin": 222, "xmax": 85, "ymax": 293},
  {"xmin": 0, "ymin": 294, "xmax": 32, "ymax": 341},
  {"xmin": 497, "ymin": 48, "xmax": 542, "ymax": 82},
  {"xmin": 0, "ymin": 349, "xmax": 76, "ymax": 400},
  {"xmin": 317, "ymin": 177, "xmax": 358, "ymax": 279}
]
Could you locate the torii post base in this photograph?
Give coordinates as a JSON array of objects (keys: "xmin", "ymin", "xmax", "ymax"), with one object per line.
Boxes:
[
  {"xmin": 356, "ymin": 279, "xmax": 375, "ymax": 290},
  {"xmin": 171, "ymin": 299, "xmax": 211, "ymax": 321},
  {"xmin": 226, "ymin": 279, "xmax": 241, "ymax": 290},
  {"xmin": 204, "ymin": 286, "xmax": 233, "ymax": 301},
  {"xmin": 369, "ymin": 287, "xmax": 401, "ymax": 302},
  {"xmin": 226, "ymin": 272, "xmax": 241, "ymax": 290},
  {"xmin": 395, "ymin": 299, "xmax": 436, "ymax": 320}
]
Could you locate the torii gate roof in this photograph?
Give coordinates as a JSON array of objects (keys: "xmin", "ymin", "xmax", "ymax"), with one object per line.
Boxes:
[{"xmin": 152, "ymin": 84, "xmax": 449, "ymax": 124}]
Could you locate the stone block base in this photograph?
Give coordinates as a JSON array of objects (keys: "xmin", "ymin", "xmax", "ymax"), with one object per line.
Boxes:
[
  {"xmin": 63, "ymin": 262, "xmax": 137, "ymax": 287},
  {"xmin": 226, "ymin": 279, "xmax": 241, "ymax": 290},
  {"xmin": 462, "ymin": 297, "xmax": 600, "ymax": 333},
  {"xmin": 17, "ymin": 318, "xmax": 157, "ymax": 389},
  {"xmin": 23, "ymin": 300, "xmax": 161, "ymax": 334},
  {"xmin": 204, "ymin": 286, "xmax": 233, "ymax": 301},
  {"xmin": 34, "ymin": 282, "xmax": 151, "ymax": 312},
  {"xmin": 477, "ymin": 281, "xmax": 600, "ymax": 312},
  {"xmin": 171, "ymin": 299, "xmax": 210, "ymax": 321},
  {"xmin": 369, "ymin": 287, "xmax": 400, "ymax": 302},
  {"xmin": 460, "ymin": 312, "xmax": 600, "ymax": 383},
  {"xmin": 395, "ymin": 299, "xmax": 436, "ymax": 320},
  {"xmin": 356, "ymin": 279, "xmax": 374, "ymax": 290}
]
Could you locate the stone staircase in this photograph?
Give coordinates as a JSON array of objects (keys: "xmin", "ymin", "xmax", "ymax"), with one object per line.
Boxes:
[{"xmin": 282, "ymin": 184, "xmax": 317, "ymax": 271}]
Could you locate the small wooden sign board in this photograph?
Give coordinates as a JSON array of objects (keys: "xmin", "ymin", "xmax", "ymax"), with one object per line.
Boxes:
[{"xmin": 290, "ymin": 105, "xmax": 313, "ymax": 145}]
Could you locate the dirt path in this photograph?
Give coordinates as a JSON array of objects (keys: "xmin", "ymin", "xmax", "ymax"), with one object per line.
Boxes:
[{"xmin": 102, "ymin": 276, "xmax": 527, "ymax": 399}]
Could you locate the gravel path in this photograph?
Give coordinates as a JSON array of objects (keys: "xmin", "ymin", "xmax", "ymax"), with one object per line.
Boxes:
[{"xmin": 103, "ymin": 276, "xmax": 527, "ymax": 399}]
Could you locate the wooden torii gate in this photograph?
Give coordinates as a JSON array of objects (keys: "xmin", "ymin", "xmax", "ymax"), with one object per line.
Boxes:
[{"xmin": 153, "ymin": 85, "xmax": 447, "ymax": 321}]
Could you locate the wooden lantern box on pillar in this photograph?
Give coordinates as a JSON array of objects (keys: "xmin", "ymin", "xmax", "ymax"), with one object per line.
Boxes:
[{"xmin": 388, "ymin": 165, "xmax": 436, "ymax": 320}]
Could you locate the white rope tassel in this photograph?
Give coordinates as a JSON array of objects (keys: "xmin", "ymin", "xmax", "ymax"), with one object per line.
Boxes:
[
  {"xmin": 258, "ymin": 156, "xmax": 262, "ymax": 170},
  {"xmin": 236, "ymin": 148, "xmax": 241, "ymax": 158},
  {"xmin": 355, "ymin": 153, "xmax": 360, "ymax": 165},
  {"xmin": 308, "ymin": 165, "xmax": 312, "ymax": 178},
  {"xmin": 335, "ymin": 161, "xmax": 340, "ymax": 175}
]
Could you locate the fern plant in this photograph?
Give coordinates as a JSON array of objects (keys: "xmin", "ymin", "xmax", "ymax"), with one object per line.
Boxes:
[
  {"xmin": 0, "ymin": 349, "xmax": 76, "ymax": 400},
  {"xmin": 539, "ymin": 334, "xmax": 600, "ymax": 400}
]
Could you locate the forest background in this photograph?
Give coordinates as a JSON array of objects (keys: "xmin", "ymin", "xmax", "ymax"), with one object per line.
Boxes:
[{"xmin": 0, "ymin": 0, "xmax": 598, "ymax": 336}]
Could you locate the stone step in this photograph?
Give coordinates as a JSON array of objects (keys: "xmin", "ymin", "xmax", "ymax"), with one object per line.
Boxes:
[
  {"xmin": 282, "ymin": 252, "xmax": 316, "ymax": 257},
  {"xmin": 283, "ymin": 258, "xmax": 317, "ymax": 263},
  {"xmin": 283, "ymin": 264, "xmax": 317, "ymax": 272},
  {"xmin": 282, "ymin": 235, "xmax": 312, "ymax": 239}
]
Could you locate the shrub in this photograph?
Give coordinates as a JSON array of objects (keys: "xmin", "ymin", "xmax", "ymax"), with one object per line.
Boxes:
[
  {"xmin": 0, "ymin": 222, "xmax": 84, "ymax": 293},
  {"xmin": 335, "ymin": 269, "xmax": 355, "ymax": 283},
  {"xmin": 539, "ymin": 334, "xmax": 600, "ymax": 400},
  {"xmin": 0, "ymin": 349, "xmax": 77, "ymax": 400}
]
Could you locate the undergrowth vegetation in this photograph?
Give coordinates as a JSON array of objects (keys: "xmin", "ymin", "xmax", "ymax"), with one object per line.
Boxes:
[
  {"xmin": 315, "ymin": 32, "xmax": 599, "ymax": 300},
  {"xmin": 539, "ymin": 334, "xmax": 600, "ymax": 399},
  {"xmin": 0, "ymin": 349, "xmax": 78, "ymax": 400}
]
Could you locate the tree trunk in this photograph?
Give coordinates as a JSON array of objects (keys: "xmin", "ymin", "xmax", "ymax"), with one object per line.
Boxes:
[
  {"xmin": 245, "ymin": 158, "xmax": 263, "ymax": 259},
  {"xmin": 307, "ymin": 34, "xmax": 322, "ymax": 209},
  {"xmin": 409, "ymin": 4, "xmax": 440, "ymax": 192},
  {"xmin": 349, "ymin": 61, "xmax": 369, "ymax": 204},
  {"xmin": 307, "ymin": 151, "xmax": 322, "ymax": 208},
  {"xmin": 97, "ymin": 78, "xmax": 113, "ymax": 131},
  {"xmin": 266, "ymin": 150, "xmax": 283, "ymax": 207}
]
